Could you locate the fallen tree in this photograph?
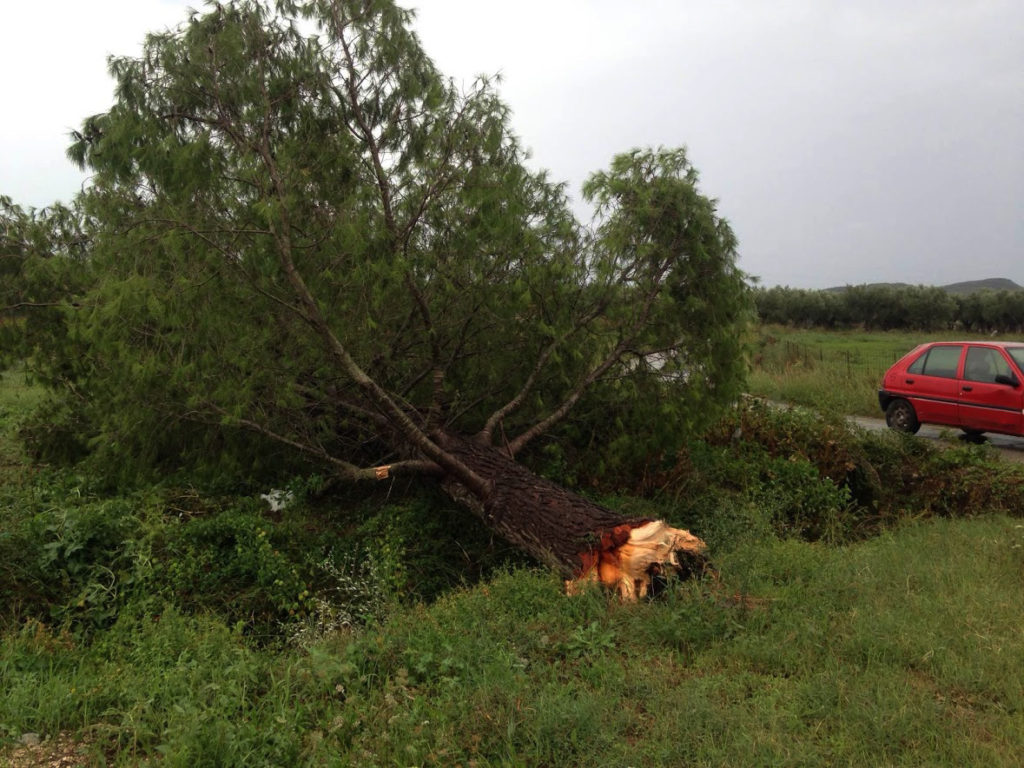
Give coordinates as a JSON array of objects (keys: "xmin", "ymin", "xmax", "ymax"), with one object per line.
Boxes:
[
  {"xmin": 435, "ymin": 432, "xmax": 710, "ymax": 597},
  {"xmin": 2, "ymin": 0, "xmax": 747, "ymax": 592}
]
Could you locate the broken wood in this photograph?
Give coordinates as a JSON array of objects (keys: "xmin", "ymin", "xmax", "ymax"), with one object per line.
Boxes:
[
  {"xmin": 568, "ymin": 519, "xmax": 708, "ymax": 600},
  {"xmin": 434, "ymin": 433, "xmax": 709, "ymax": 599}
]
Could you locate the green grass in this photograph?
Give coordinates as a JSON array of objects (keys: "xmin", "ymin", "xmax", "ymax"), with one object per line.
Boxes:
[
  {"xmin": 747, "ymin": 365, "xmax": 883, "ymax": 418},
  {"xmin": 756, "ymin": 324, "xmax": 1022, "ymax": 354},
  {"xmin": 0, "ymin": 366, "xmax": 47, "ymax": 420},
  {"xmin": 0, "ymin": 365, "xmax": 46, "ymax": 483},
  {"xmin": 2, "ymin": 518, "xmax": 1022, "ymax": 766}
]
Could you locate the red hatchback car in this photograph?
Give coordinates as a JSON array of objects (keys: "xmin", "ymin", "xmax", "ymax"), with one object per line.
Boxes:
[{"xmin": 878, "ymin": 341, "xmax": 1024, "ymax": 437}]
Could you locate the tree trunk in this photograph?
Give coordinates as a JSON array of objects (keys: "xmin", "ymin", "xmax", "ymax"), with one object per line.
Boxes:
[{"xmin": 434, "ymin": 433, "xmax": 709, "ymax": 599}]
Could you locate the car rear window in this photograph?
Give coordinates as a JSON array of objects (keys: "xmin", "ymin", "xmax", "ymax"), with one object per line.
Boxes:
[{"xmin": 908, "ymin": 345, "xmax": 962, "ymax": 378}]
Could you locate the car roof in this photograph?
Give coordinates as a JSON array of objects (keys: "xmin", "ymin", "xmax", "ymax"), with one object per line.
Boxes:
[{"xmin": 924, "ymin": 341, "xmax": 1024, "ymax": 348}]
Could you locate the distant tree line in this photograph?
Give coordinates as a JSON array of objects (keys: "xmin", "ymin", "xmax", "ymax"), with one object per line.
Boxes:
[{"xmin": 755, "ymin": 284, "xmax": 1024, "ymax": 333}]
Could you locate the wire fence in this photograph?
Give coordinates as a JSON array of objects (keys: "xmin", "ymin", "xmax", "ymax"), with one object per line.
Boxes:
[{"xmin": 753, "ymin": 341, "xmax": 910, "ymax": 377}]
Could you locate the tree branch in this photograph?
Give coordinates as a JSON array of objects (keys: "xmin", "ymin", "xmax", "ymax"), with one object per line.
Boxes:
[
  {"xmin": 200, "ymin": 406, "xmax": 440, "ymax": 481},
  {"xmin": 477, "ymin": 290, "xmax": 610, "ymax": 447},
  {"xmin": 2, "ymin": 301, "xmax": 71, "ymax": 311},
  {"xmin": 505, "ymin": 259, "xmax": 672, "ymax": 456},
  {"xmin": 250, "ymin": 89, "xmax": 492, "ymax": 498}
]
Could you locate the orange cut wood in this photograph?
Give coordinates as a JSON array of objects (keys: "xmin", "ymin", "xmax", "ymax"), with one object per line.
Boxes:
[{"xmin": 568, "ymin": 520, "xmax": 707, "ymax": 600}]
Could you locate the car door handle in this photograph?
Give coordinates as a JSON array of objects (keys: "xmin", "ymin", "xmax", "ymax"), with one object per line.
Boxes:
[
  {"xmin": 905, "ymin": 378, "xmax": 914, "ymax": 384},
  {"xmin": 962, "ymin": 385, "xmax": 973, "ymax": 392}
]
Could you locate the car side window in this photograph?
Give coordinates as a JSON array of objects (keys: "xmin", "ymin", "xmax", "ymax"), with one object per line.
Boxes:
[
  {"xmin": 1005, "ymin": 348, "xmax": 1024, "ymax": 374},
  {"xmin": 963, "ymin": 347, "xmax": 1011, "ymax": 383},
  {"xmin": 916, "ymin": 346, "xmax": 962, "ymax": 378}
]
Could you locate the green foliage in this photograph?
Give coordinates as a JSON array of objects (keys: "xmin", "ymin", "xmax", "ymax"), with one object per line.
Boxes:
[
  {"xmin": 565, "ymin": 148, "xmax": 752, "ymax": 464},
  {"xmin": 0, "ymin": 197, "xmax": 92, "ymax": 370},
  {"xmin": 0, "ymin": 377, "xmax": 524, "ymax": 641},
  {"xmin": 0, "ymin": 476, "xmax": 156, "ymax": 632},
  {"xmin": 348, "ymin": 490, "xmax": 530, "ymax": 600},
  {"xmin": 755, "ymin": 282, "xmax": 1024, "ymax": 332},
  {"xmin": 861, "ymin": 432, "xmax": 1024, "ymax": 519},
  {"xmin": 0, "ymin": 479, "xmax": 527, "ymax": 642},
  {"xmin": 160, "ymin": 504, "xmax": 319, "ymax": 627},
  {"xmin": 3, "ymin": 0, "xmax": 750, "ymax": 489},
  {"xmin": 635, "ymin": 399, "xmax": 1024, "ymax": 550},
  {"xmin": 659, "ymin": 440, "xmax": 858, "ymax": 546}
]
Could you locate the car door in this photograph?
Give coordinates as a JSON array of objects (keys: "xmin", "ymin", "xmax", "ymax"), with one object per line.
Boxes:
[
  {"xmin": 958, "ymin": 345, "xmax": 1024, "ymax": 434},
  {"xmin": 902, "ymin": 344, "xmax": 963, "ymax": 427}
]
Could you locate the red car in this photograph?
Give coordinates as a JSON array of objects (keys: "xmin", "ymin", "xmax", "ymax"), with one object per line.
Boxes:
[{"xmin": 878, "ymin": 341, "xmax": 1024, "ymax": 437}]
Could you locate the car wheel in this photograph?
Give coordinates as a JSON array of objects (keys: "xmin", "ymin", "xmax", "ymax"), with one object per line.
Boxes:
[{"xmin": 885, "ymin": 399, "xmax": 920, "ymax": 434}]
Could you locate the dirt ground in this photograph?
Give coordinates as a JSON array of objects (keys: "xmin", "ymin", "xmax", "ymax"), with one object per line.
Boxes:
[{"xmin": 3, "ymin": 733, "xmax": 97, "ymax": 768}]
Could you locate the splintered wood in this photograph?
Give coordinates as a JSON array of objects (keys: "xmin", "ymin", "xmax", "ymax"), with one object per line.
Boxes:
[
  {"xmin": 567, "ymin": 520, "xmax": 707, "ymax": 600},
  {"xmin": 431, "ymin": 434, "xmax": 709, "ymax": 598}
]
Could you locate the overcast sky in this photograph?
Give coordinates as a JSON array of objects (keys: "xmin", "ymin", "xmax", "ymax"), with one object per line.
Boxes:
[{"xmin": 2, "ymin": 0, "xmax": 1021, "ymax": 289}]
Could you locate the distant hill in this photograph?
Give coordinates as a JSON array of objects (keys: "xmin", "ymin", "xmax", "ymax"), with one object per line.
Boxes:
[
  {"xmin": 939, "ymin": 278, "xmax": 1023, "ymax": 295},
  {"xmin": 824, "ymin": 278, "xmax": 1023, "ymax": 295}
]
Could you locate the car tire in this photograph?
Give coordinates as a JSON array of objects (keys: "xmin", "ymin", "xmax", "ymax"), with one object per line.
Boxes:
[{"xmin": 885, "ymin": 399, "xmax": 920, "ymax": 434}]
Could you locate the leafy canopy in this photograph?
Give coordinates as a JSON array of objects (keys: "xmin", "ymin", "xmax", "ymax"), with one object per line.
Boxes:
[{"xmin": 3, "ymin": 0, "xmax": 751, "ymax": 485}]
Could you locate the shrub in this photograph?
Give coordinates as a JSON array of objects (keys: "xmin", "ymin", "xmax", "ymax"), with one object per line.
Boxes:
[{"xmin": 646, "ymin": 400, "xmax": 1024, "ymax": 551}]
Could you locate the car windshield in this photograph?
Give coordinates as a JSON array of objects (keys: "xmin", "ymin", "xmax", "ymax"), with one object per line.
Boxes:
[{"xmin": 1008, "ymin": 347, "xmax": 1024, "ymax": 372}]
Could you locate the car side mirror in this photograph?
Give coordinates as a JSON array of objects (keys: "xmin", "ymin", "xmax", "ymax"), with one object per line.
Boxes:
[{"xmin": 994, "ymin": 373, "xmax": 1021, "ymax": 388}]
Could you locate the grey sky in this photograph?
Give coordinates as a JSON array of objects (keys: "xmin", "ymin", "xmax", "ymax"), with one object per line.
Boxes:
[{"xmin": 2, "ymin": 0, "xmax": 1021, "ymax": 289}]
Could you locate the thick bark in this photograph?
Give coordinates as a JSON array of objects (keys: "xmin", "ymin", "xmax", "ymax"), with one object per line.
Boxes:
[
  {"xmin": 433, "ymin": 433, "xmax": 708, "ymax": 597},
  {"xmin": 435, "ymin": 432, "xmax": 642, "ymax": 571}
]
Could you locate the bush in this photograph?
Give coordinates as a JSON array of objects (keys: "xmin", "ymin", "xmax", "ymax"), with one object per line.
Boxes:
[
  {"xmin": 0, "ymin": 472, "xmax": 531, "ymax": 642},
  {"xmin": 641, "ymin": 400, "xmax": 1024, "ymax": 551}
]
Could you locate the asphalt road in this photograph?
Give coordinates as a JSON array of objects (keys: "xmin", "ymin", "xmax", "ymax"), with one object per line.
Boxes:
[{"xmin": 848, "ymin": 414, "xmax": 1024, "ymax": 464}]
